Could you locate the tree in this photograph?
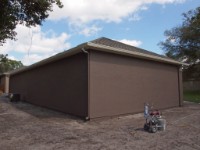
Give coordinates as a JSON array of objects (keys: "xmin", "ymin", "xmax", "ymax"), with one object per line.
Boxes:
[
  {"xmin": 0, "ymin": 54, "xmax": 23, "ymax": 74},
  {"xmin": 0, "ymin": 0, "xmax": 63, "ymax": 45},
  {"xmin": 159, "ymin": 7, "xmax": 200, "ymax": 80}
]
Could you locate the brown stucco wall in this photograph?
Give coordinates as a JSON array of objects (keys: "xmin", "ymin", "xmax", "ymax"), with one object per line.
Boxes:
[
  {"xmin": 89, "ymin": 50, "xmax": 180, "ymax": 119},
  {"xmin": 5, "ymin": 76, "xmax": 9, "ymax": 93},
  {"xmin": 0, "ymin": 76, "xmax": 6, "ymax": 93},
  {"xmin": 9, "ymin": 53, "xmax": 88, "ymax": 118},
  {"xmin": 0, "ymin": 75, "xmax": 9, "ymax": 93}
]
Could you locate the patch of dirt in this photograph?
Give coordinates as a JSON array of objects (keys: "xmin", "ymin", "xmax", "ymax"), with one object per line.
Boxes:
[{"xmin": 0, "ymin": 97, "xmax": 200, "ymax": 150}]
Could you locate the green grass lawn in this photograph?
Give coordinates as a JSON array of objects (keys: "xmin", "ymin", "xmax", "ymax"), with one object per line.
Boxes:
[{"xmin": 183, "ymin": 91, "xmax": 200, "ymax": 103}]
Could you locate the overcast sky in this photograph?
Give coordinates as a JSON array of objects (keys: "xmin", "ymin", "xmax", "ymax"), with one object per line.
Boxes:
[{"xmin": 1, "ymin": 0, "xmax": 200, "ymax": 65}]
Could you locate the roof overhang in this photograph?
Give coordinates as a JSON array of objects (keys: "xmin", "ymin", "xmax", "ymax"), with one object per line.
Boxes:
[
  {"xmin": 9, "ymin": 41, "xmax": 187, "ymax": 76},
  {"xmin": 10, "ymin": 46, "xmax": 82, "ymax": 76},
  {"xmin": 86, "ymin": 42, "xmax": 187, "ymax": 66},
  {"xmin": 0, "ymin": 73, "xmax": 9, "ymax": 77}
]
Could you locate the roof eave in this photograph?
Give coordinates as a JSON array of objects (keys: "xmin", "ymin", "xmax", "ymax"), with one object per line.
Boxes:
[
  {"xmin": 10, "ymin": 45, "xmax": 84, "ymax": 76},
  {"xmin": 9, "ymin": 41, "xmax": 188, "ymax": 76},
  {"xmin": 86, "ymin": 42, "xmax": 187, "ymax": 66}
]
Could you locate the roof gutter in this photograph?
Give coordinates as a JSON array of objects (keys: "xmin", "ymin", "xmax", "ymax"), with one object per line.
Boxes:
[
  {"xmin": 82, "ymin": 47, "xmax": 89, "ymax": 54},
  {"xmin": 87, "ymin": 42, "xmax": 188, "ymax": 66},
  {"xmin": 8, "ymin": 41, "xmax": 188, "ymax": 77},
  {"xmin": 10, "ymin": 45, "xmax": 83, "ymax": 76}
]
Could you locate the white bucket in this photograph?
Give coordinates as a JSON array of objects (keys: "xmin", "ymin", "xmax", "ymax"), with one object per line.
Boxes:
[{"xmin": 158, "ymin": 118, "xmax": 166, "ymax": 131}]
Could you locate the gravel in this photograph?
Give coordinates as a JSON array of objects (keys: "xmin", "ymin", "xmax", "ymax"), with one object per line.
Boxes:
[{"xmin": 0, "ymin": 97, "xmax": 200, "ymax": 150}]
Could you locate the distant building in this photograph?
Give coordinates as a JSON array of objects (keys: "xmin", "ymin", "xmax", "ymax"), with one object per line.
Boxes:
[{"xmin": 0, "ymin": 73, "xmax": 9, "ymax": 94}]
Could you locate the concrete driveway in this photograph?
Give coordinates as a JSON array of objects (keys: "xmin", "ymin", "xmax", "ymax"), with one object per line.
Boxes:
[{"xmin": 0, "ymin": 97, "xmax": 200, "ymax": 150}]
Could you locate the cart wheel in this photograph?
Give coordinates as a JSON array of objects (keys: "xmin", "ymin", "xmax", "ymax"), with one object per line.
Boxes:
[
  {"xmin": 150, "ymin": 126, "xmax": 157, "ymax": 133},
  {"xmin": 144, "ymin": 124, "xmax": 149, "ymax": 131}
]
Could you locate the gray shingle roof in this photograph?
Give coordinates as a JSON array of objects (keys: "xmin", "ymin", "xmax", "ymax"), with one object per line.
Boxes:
[{"xmin": 89, "ymin": 37, "xmax": 168, "ymax": 59}]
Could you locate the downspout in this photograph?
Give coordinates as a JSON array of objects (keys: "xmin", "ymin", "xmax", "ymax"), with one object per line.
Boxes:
[
  {"xmin": 82, "ymin": 48, "xmax": 89, "ymax": 54},
  {"xmin": 82, "ymin": 48, "xmax": 90, "ymax": 121},
  {"xmin": 178, "ymin": 66, "xmax": 183, "ymax": 106}
]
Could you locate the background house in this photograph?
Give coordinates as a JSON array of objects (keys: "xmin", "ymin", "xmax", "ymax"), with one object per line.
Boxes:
[
  {"xmin": 0, "ymin": 73, "xmax": 9, "ymax": 94},
  {"xmin": 9, "ymin": 37, "xmax": 183, "ymax": 120}
]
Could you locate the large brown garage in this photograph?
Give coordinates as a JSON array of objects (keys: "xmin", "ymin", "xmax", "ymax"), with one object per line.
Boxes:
[{"xmin": 9, "ymin": 37, "xmax": 183, "ymax": 120}]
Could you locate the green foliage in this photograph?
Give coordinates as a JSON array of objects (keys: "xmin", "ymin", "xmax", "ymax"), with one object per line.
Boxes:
[
  {"xmin": 159, "ymin": 7, "xmax": 200, "ymax": 80},
  {"xmin": 0, "ymin": 0, "xmax": 63, "ymax": 45},
  {"xmin": 183, "ymin": 63, "xmax": 200, "ymax": 80},
  {"xmin": 184, "ymin": 91, "xmax": 200, "ymax": 103},
  {"xmin": 159, "ymin": 7, "xmax": 200, "ymax": 64},
  {"xmin": 0, "ymin": 54, "xmax": 23, "ymax": 74}
]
